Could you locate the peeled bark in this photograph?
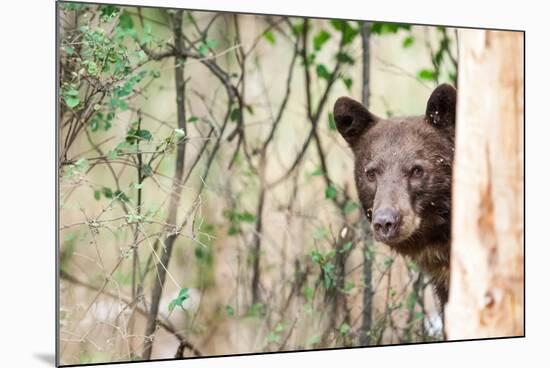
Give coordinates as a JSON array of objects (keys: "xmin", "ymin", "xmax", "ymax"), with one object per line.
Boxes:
[{"xmin": 446, "ymin": 30, "xmax": 524, "ymax": 339}]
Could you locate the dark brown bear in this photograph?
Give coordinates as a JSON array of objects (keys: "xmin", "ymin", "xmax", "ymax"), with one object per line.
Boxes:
[{"xmin": 333, "ymin": 84, "xmax": 456, "ymax": 305}]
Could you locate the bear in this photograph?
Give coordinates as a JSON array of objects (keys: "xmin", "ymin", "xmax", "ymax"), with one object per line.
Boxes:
[{"xmin": 333, "ymin": 84, "xmax": 457, "ymax": 306}]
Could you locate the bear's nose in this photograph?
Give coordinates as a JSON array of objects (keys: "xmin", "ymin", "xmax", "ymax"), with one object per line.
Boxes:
[{"xmin": 373, "ymin": 208, "xmax": 401, "ymax": 240}]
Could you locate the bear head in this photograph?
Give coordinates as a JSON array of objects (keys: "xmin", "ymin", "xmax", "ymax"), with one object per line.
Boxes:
[{"xmin": 333, "ymin": 84, "xmax": 457, "ymax": 257}]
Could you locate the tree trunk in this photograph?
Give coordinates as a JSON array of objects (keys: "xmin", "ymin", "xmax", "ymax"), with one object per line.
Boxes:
[
  {"xmin": 359, "ymin": 21, "xmax": 374, "ymax": 346},
  {"xmin": 142, "ymin": 9, "xmax": 187, "ymax": 360},
  {"xmin": 446, "ymin": 30, "xmax": 524, "ymax": 339}
]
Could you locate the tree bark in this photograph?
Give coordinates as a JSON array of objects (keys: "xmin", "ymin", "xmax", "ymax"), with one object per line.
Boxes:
[
  {"xmin": 142, "ymin": 9, "xmax": 187, "ymax": 360},
  {"xmin": 446, "ymin": 30, "xmax": 524, "ymax": 339},
  {"xmin": 359, "ymin": 21, "xmax": 374, "ymax": 346}
]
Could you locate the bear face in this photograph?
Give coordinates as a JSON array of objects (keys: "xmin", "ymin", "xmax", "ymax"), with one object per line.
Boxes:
[{"xmin": 333, "ymin": 84, "xmax": 457, "ymax": 304}]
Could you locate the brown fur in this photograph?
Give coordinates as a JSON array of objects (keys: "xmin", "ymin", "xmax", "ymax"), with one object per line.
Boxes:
[{"xmin": 333, "ymin": 84, "xmax": 457, "ymax": 305}]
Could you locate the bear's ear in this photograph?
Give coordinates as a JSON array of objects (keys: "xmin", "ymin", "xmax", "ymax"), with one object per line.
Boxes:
[
  {"xmin": 425, "ymin": 84, "xmax": 457, "ymax": 128},
  {"xmin": 333, "ymin": 97, "xmax": 377, "ymax": 145}
]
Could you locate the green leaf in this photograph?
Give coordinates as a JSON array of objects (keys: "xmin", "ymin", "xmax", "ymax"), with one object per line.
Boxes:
[
  {"xmin": 343, "ymin": 281, "xmax": 355, "ymax": 292},
  {"xmin": 137, "ymin": 129, "xmax": 152, "ymax": 141},
  {"xmin": 126, "ymin": 129, "xmax": 152, "ymax": 143},
  {"xmin": 266, "ymin": 331, "xmax": 281, "ymax": 343},
  {"xmin": 198, "ymin": 39, "xmax": 218, "ymax": 57},
  {"xmin": 79, "ymin": 351, "xmax": 109, "ymax": 364},
  {"xmin": 406, "ymin": 291, "xmax": 418, "ymax": 309},
  {"xmin": 402, "ymin": 35, "xmax": 415, "ymax": 48},
  {"xmin": 245, "ymin": 104, "xmax": 255, "ymax": 115},
  {"xmin": 339, "ymin": 241, "xmax": 353, "ymax": 253},
  {"xmin": 194, "ymin": 245, "xmax": 206, "ymax": 260},
  {"xmin": 328, "ymin": 112, "xmax": 337, "ymax": 131},
  {"xmin": 336, "ymin": 52, "xmax": 354, "ymax": 64},
  {"xmin": 206, "ymin": 39, "xmax": 218, "ymax": 49},
  {"xmin": 119, "ymin": 99, "xmax": 128, "ymax": 110},
  {"xmin": 292, "ymin": 22, "xmax": 304, "ymax": 36},
  {"xmin": 306, "ymin": 334, "xmax": 321, "ymax": 346},
  {"xmin": 230, "ymin": 108, "xmax": 240, "ymax": 123},
  {"xmin": 308, "ymin": 167, "xmax": 324, "ymax": 177},
  {"xmin": 303, "ymin": 286, "xmax": 314, "ymax": 302},
  {"xmin": 168, "ymin": 287, "xmax": 189, "ymax": 312},
  {"xmin": 113, "ymin": 270, "xmax": 132, "ymax": 285},
  {"xmin": 188, "ymin": 116, "xmax": 199, "ymax": 123},
  {"xmin": 245, "ymin": 303, "xmax": 265, "ymax": 317},
  {"xmin": 90, "ymin": 115, "xmax": 100, "ymax": 132},
  {"xmin": 330, "ymin": 20, "xmax": 346, "ymax": 31},
  {"xmin": 313, "ymin": 30, "xmax": 331, "ymax": 51},
  {"xmin": 316, "ymin": 64, "xmax": 331, "ymax": 80},
  {"xmin": 310, "ymin": 249, "xmax": 323, "ymax": 263},
  {"xmin": 364, "ymin": 247, "xmax": 374, "ymax": 261},
  {"xmin": 339, "ymin": 323, "xmax": 351, "ymax": 335},
  {"xmin": 83, "ymin": 60, "xmax": 98, "ymax": 76},
  {"xmin": 140, "ymin": 23, "xmax": 153, "ymax": 45},
  {"xmin": 136, "ymin": 49, "xmax": 147, "ymax": 60},
  {"xmin": 142, "ymin": 164, "xmax": 153, "ymax": 177},
  {"xmin": 343, "ymin": 200, "xmax": 360, "ymax": 214},
  {"xmin": 448, "ymin": 71, "xmax": 457, "ymax": 82},
  {"xmin": 63, "ymin": 3, "xmax": 89, "ymax": 11},
  {"xmin": 342, "ymin": 77, "xmax": 353, "ymax": 91},
  {"xmin": 275, "ymin": 323, "xmax": 285, "ymax": 333},
  {"xmin": 64, "ymin": 45, "xmax": 75, "ymax": 55},
  {"xmin": 114, "ymin": 190, "xmax": 130, "ymax": 203},
  {"xmin": 197, "ymin": 44, "xmax": 208, "ymax": 57},
  {"xmin": 263, "ymin": 30, "xmax": 276, "ymax": 45},
  {"xmin": 100, "ymin": 5, "xmax": 120, "ymax": 21},
  {"xmin": 313, "ymin": 228, "xmax": 329, "ymax": 241},
  {"xmin": 93, "ymin": 190, "xmax": 101, "ymax": 201},
  {"xmin": 102, "ymin": 187, "xmax": 113, "ymax": 199},
  {"xmin": 64, "ymin": 233, "xmax": 77, "ymax": 243},
  {"xmin": 75, "ymin": 158, "xmax": 89, "ymax": 172},
  {"xmin": 237, "ymin": 211, "xmax": 256, "ymax": 223},
  {"xmin": 330, "ymin": 20, "xmax": 359, "ymax": 45},
  {"xmin": 227, "ymin": 225, "xmax": 239, "ymax": 236},
  {"xmin": 225, "ymin": 305, "xmax": 235, "ymax": 316},
  {"xmin": 303, "ymin": 52, "xmax": 316, "ymax": 67},
  {"xmin": 325, "ymin": 185, "xmax": 337, "ymax": 199},
  {"xmin": 116, "ymin": 80, "xmax": 137, "ymax": 97},
  {"xmin": 118, "ymin": 11, "xmax": 134, "ymax": 31},
  {"xmin": 107, "ymin": 150, "xmax": 118, "ymax": 160},
  {"xmin": 322, "ymin": 263, "xmax": 335, "ymax": 289},
  {"xmin": 434, "ymin": 48, "xmax": 445, "ymax": 66},
  {"xmin": 110, "ymin": 97, "xmax": 128, "ymax": 110},
  {"xmin": 370, "ymin": 22, "xmax": 411, "ymax": 35},
  {"xmin": 418, "ymin": 69, "xmax": 438, "ymax": 81},
  {"xmin": 64, "ymin": 88, "xmax": 80, "ymax": 108}
]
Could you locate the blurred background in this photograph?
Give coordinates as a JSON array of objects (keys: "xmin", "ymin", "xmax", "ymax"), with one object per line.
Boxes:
[{"xmin": 58, "ymin": 2, "xmax": 458, "ymax": 364}]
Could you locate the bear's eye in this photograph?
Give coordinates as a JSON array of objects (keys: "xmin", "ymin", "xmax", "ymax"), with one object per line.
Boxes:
[
  {"xmin": 366, "ymin": 169, "xmax": 376, "ymax": 182},
  {"xmin": 411, "ymin": 165, "xmax": 424, "ymax": 178},
  {"xmin": 365, "ymin": 208, "xmax": 373, "ymax": 221}
]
